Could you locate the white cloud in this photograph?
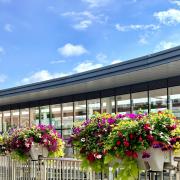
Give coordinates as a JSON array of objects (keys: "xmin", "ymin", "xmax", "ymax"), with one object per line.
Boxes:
[
  {"xmin": 154, "ymin": 9, "xmax": 180, "ymax": 25},
  {"xmin": 138, "ymin": 36, "xmax": 148, "ymax": 45},
  {"xmin": 62, "ymin": 11, "xmax": 96, "ymax": 20},
  {"xmin": 82, "ymin": 0, "xmax": 111, "ymax": 7},
  {"xmin": 73, "ymin": 20, "xmax": 92, "ymax": 30},
  {"xmin": 58, "ymin": 43, "xmax": 88, "ymax": 57},
  {"xmin": 4, "ymin": 24, "xmax": 13, "ymax": 32},
  {"xmin": 155, "ymin": 41, "xmax": 178, "ymax": 51},
  {"xmin": 73, "ymin": 61, "xmax": 103, "ymax": 73},
  {"xmin": 115, "ymin": 24, "xmax": 160, "ymax": 32},
  {"xmin": 0, "ymin": 46, "xmax": 5, "ymax": 55},
  {"xmin": 50, "ymin": 60, "xmax": 66, "ymax": 64},
  {"xmin": 170, "ymin": 0, "xmax": 180, "ymax": 6},
  {"xmin": 21, "ymin": 70, "xmax": 69, "ymax": 84},
  {"xmin": 62, "ymin": 11, "xmax": 108, "ymax": 30},
  {"xmin": 96, "ymin": 53, "xmax": 108, "ymax": 63},
  {"xmin": 111, "ymin": 59, "xmax": 122, "ymax": 64},
  {"xmin": 0, "ymin": 74, "xmax": 7, "ymax": 83}
]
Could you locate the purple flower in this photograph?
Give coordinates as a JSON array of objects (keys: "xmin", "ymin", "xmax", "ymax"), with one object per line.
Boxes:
[
  {"xmin": 126, "ymin": 114, "xmax": 137, "ymax": 119},
  {"xmin": 73, "ymin": 127, "xmax": 81, "ymax": 135},
  {"xmin": 142, "ymin": 152, "xmax": 150, "ymax": 158},
  {"xmin": 116, "ymin": 114, "xmax": 124, "ymax": 119},
  {"xmin": 82, "ymin": 119, "xmax": 91, "ymax": 127},
  {"xmin": 107, "ymin": 118, "xmax": 116, "ymax": 125},
  {"xmin": 152, "ymin": 141, "xmax": 163, "ymax": 148},
  {"xmin": 170, "ymin": 138, "xmax": 177, "ymax": 145},
  {"xmin": 102, "ymin": 118, "xmax": 106, "ymax": 124}
]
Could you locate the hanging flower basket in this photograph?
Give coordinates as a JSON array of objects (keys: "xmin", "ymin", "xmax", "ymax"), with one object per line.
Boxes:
[
  {"xmin": 29, "ymin": 143, "xmax": 48, "ymax": 160},
  {"xmin": 6, "ymin": 125, "xmax": 65, "ymax": 161}
]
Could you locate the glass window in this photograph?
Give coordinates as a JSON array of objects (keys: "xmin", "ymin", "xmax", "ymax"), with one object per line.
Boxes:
[
  {"xmin": 40, "ymin": 106, "xmax": 50, "ymax": 125},
  {"xmin": 116, "ymin": 94, "xmax": 131, "ymax": 114},
  {"xmin": 87, "ymin": 99, "xmax": 100, "ymax": 118},
  {"xmin": 74, "ymin": 101, "xmax": 86, "ymax": 122},
  {"xmin": 0, "ymin": 112, "xmax": 2, "ymax": 133},
  {"xmin": 101, "ymin": 97, "xmax": 115, "ymax": 113},
  {"xmin": 51, "ymin": 104, "xmax": 61, "ymax": 129},
  {"xmin": 150, "ymin": 88, "xmax": 167, "ymax": 112},
  {"xmin": 132, "ymin": 91, "xmax": 148, "ymax": 113},
  {"xmin": 30, "ymin": 107, "xmax": 39, "ymax": 126},
  {"xmin": 20, "ymin": 108, "xmax": 29, "ymax": 127},
  {"xmin": 11, "ymin": 110, "xmax": 19, "ymax": 128},
  {"xmin": 62, "ymin": 102, "xmax": 73, "ymax": 129},
  {"xmin": 169, "ymin": 86, "xmax": 180, "ymax": 119},
  {"xmin": 3, "ymin": 110, "xmax": 11, "ymax": 132}
]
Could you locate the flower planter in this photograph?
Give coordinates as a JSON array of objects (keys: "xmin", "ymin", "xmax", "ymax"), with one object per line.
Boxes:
[
  {"xmin": 147, "ymin": 147, "xmax": 165, "ymax": 171},
  {"xmin": 29, "ymin": 143, "xmax": 48, "ymax": 160},
  {"xmin": 138, "ymin": 148, "xmax": 165, "ymax": 171}
]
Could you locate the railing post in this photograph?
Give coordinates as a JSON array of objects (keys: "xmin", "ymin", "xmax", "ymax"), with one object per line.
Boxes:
[
  {"xmin": 39, "ymin": 159, "xmax": 46, "ymax": 180},
  {"xmin": 174, "ymin": 157, "xmax": 180, "ymax": 180},
  {"xmin": 108, "ymin": 167, "xmax": 113, "ymax": 180}
]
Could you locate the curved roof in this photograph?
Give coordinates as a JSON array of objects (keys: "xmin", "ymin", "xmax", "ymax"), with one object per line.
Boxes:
[{"xmin": 0, "ymin": 46, "xmax": 180, "ymax": 106}]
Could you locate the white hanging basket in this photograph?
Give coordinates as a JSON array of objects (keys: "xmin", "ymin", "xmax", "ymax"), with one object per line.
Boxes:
[
  {"xmin": 147, "ymin": 147, "xmax": 165, "ymax": 171},
  {"xmin": 137, "ymin": 147, "xmax": 165, "ymax": 171},
  {"xmin": 29, "ymin": 143, "xmax": 48, "ymax": 160}
]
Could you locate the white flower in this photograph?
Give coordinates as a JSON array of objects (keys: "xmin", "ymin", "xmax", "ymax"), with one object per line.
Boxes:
[
  {"xmin": 81, "ymin": 138, "xmax": 86, "ymax": 142},
  {"xmin": 96, "ymin": 154, "xmax": 102, "ymax": 159}
]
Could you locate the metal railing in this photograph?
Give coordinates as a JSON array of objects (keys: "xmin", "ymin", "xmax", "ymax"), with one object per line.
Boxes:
[
  {"xmin": 0, "ymin": 156, "xmax": 179, "ymax": 180},
  {"xmin": 0, "ymin": 156, "xmax": 108, "ymax": 180}
]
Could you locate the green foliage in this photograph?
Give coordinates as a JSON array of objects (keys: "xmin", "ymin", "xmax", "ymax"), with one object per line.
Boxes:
[
  {"xmin": 116, "ymin": 157, "xmax": 139, "ymax": 180},
  {"xmin": 11, "ymin": 151, "xmax": 29, "ymax": 162}
]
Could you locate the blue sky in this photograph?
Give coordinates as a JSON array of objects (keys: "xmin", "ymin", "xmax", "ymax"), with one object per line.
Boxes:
[{"xmin": 0, "ymin": 0, "xmax": 180, "ymax": 89}]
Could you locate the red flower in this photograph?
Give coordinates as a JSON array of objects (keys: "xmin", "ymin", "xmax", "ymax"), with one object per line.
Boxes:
[
  {"xmin": 132, "ymin": 152, "xmax": 138, "ymax": 158},
  {"xmin": 116, "ymin": 140, "xmax": 121, "ymax": 146},
  {"xmin": 167, "ymin": 125, "xmax": 176, "ymax": 131},
  {"xmin": 139, "ymin": 136, "xmax": 143, "ymax": 142},
  {"xmin": 129, "ymin": 134, "xmax": 134, "ymax": 139},
  {"xmin": 143, "ymin": 124, "xmax": 151, "ymax": 131},
  {"xmin": 87, "ymin": 153, "xmax": 95, "ymax": 162},
  {"xmin": 147, "ymin": 134, "xmax": 154, "ymax": 142},
  {"xmin": 124, "ymin": 140, "xmax": 130, "ymax": 147},
  {"xmin": 125, "ymin": 150, "xmax": 132, "ymax": 157}
]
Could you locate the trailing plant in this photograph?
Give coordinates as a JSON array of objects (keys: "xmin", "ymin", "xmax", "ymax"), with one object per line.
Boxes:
[{"xmin": 7, "ymin": 125, "xmax": 64, "ymax": 161}]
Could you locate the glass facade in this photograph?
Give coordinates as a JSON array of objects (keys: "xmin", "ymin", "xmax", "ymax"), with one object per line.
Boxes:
[
  {"xmin": 3, "ymin": 110, "xmax": 11, "ymax": 132},
  {"xmin": 40, "ymin": 106, "xmax": 50, "ymax": 125},
  {"xmin": 51, "ymin": 104, "xmax": 61, "ymax": 129},
  {"xmin": 20, "ymin": 108, "xmax": 29, "ymax": 127},
  {"xmin": 169, "ymin": 86, "xmax": 180, "ymax": 119},
  {"xmin": 1, "ymin": 85, "xmax": 180, "ymax": 156},
  {"xmin": 132, "ymin": 91, "xmax": 148, "ymax": 113},
  {"xmin": 149, "ymin": 88, "xmax": 167, "ymax": 112},
  {"xmin": 0, "ymin": 112, "xmax": 2, "ymax": 133},
  {"xmin": 87, "ymin": 99, "xmax": 100, "ymax": 118},
  {"xmin": 11, "ymin": 110, "xmax": 19, "ymax": 128},
  {"xmin": 74, "ymin": 101, "xmax": 86, "ymax": 122},
  {"xmin": 101, "ymin": 97, "xmax": 115, "ymax": 113},
  {"xmin": 30, "ymin": 107, "xmax": 39, "ymax": 126},
  {"xmin": 116, "ymin": 94, "xmax": 131, "ymax": 114}
]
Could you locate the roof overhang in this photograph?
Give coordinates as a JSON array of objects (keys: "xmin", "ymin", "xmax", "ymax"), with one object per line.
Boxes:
[{"xmin": 0, "ymin": 46, "xmax": 180, "ymax": 106}]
